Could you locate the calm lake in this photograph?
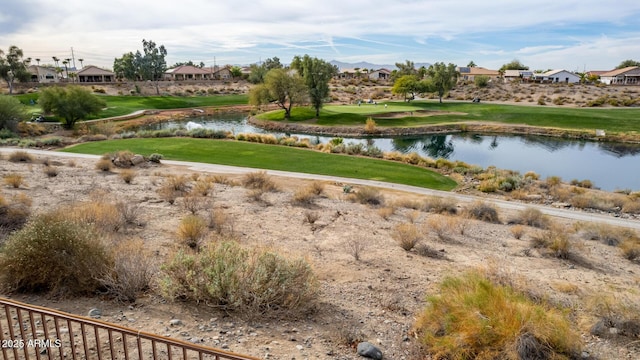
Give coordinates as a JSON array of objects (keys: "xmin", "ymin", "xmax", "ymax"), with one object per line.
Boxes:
[{"xmin": 143, "ymin": 112, "xmax": 640, "ymax": 191}]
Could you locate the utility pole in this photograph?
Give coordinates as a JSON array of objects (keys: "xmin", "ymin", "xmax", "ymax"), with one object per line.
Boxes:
[{"xmin": 71, "ymin": 47, "xmax": 77, "ymax": 69}]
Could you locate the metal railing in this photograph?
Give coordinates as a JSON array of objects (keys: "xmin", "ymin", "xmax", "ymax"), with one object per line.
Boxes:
[{"xmin": 0, "ymin": 297, "xmax": 259, "ymax": 360}]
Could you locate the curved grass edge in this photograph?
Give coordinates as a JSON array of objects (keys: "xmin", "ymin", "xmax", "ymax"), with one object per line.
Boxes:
[{"xmin": 60, "ymin": 138, "xmax": 458, "ymax": 191}]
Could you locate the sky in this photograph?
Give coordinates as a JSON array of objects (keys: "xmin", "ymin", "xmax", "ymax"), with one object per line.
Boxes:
[{"xmin": 2, "ymin": 0, "xmax": 640, "ymax": 71}]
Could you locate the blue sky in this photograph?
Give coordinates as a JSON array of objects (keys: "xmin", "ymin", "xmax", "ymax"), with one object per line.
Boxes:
[{"xmin": 2, "ymin": 0, "xmax": 640, "ymax": 71}]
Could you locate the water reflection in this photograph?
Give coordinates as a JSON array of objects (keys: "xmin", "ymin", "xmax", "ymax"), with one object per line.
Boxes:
[{"xmin": 140, "ymin": 113, "xmax": 640, "ymax": 191}]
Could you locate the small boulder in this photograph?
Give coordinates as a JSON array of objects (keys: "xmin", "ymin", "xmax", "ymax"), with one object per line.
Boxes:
[
  {"xmin": 88, "ymin": 308, "xmax": 101, "ymax": 319},
  {"xmin": 131, "ymin": 155, "xmax": 145, "ymax": 166},
  {"xmin": 170, "ymin": 319, "xmax": 183, "ymax": 326},
  {"xmin": 357, "ymin": 342, "xmax": 383, "ymax": 360}
]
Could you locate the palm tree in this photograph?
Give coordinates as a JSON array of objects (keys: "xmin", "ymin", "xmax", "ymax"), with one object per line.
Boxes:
[
  {"xmin": 52, "ymin": 57, "xmax": 59, "ymax": 80},
  {"xmin": 35, "ymin": 58, "xmax": 40, "ymax": 66},
  {"xmin": 78, "ymin": 58, "xmax": 84, "ymax": 69},
  {"xmin": 62, "ymin": 60, "xmax": 69, "ymax": 82}
]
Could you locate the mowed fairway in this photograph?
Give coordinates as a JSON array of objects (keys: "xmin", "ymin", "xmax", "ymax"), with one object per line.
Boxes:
[
  {"xmin": 259, "ymin": 101, "xmax": 640, "ymax": 133},
  {"xmin": 62, "ymin": 138, "xmax": 458, "ymax": 190}
]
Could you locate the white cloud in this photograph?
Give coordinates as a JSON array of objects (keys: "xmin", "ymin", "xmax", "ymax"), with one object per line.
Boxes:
[{"xmin": 2, "ymin": 0, "xmax": 640, "ymax": 68}]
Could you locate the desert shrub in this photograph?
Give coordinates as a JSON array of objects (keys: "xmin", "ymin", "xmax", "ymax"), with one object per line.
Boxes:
[
  {"xmin": 193, "ymin": 178, "xmax": 214, "ymax": 196},
  {"xmin": 308, "ymin": 181, "xmax": 325, "ymax": 196},
  {"xmin": 207, "ymin": 208, "xmax": 234, "ymax": 235},
  {"xmin": 394, "ymin": 198, "xmax": 422, "ymax": 210},
  {"xmin": 165, "ymin": 174, "xmax": 190, "ymax": 192},
  {"xmin": 0, "ymin": 212, "xmax": 111, "ymax": 295},
  {"xmin": 422, "ymin": 196, "xmax": 457, "ymax": 214},
  {"xmin": 0, "ymin": 193, "xmax": 31, "ymax": 233},
  {"xmin": 577, "ymin": 222, "xmax": 635, "ymax": 247},
  {"xmin": 8, "ymin": 150, "xmax": 33, "ymax": 163},
  {"xmin": 148, "ymin": 153, "xmax": 163, "ymax": 163},
  {"xmin": 159, "ymin": 241, "xmax": 318, "ymax": 314},
  {"xmin": 119, "ymin": 169, "xmax": 136, "ymax": 184},
  {"xmin": 115, "ymin": 201, "xmax": 142, "ymax": 229},
  {"xmin": 180, "ymin": 194, "xmax": 209, "ymax": 214},
  {"xmin": 210, "ymin": 174, "xmax": 236, "ymax": 186},
  {"xmin": 511, "ymin": 225, "xmax": 526, "ymax": 239},
  {"xmin": 509, "ymin": 207, "xmax": 550, "ymax": 229},
  {"xmin": 176, "ymin": 215, "xmax": 208, "ymax": 249},
  {"xmin": 474, "ymin": 75, "xmax": 490, "ymax": 88},
  {"xmin": 414, "ymin": 271, "xmax": 582, "ymax": 360},
  {"xmin": 524, "ymin": 171, "xmax": 540, "ymax": 180},
  {"xmin": 98, "ymin": 238, "xmax": 155, "ymax": 302},
  {"xmin": 620, "ymin": 238, "xmax": 640, "ymax": 261},
  {"xmin": 377, "ymin": 206, "xmax": 395, "ymax": 220},
  {"xmin": 530, "ymin": 226, "xmax": 573, "ymax": 259},
  {"xmin": 345, "ymin": 237, "xmax": 367, "ymax": 261},
  {"xmin": 242, "ymin": 171, "xmax": 278, "ymax": 192},
  {"xmin": 588, "ymin": 294, "xmax": 640, "ymax": 339},
  {"xmin": 348, "ymin": 186, "xmax": 384, "ymax": 206},
  {"xmin": 414, "ymin": 243, "xmax": 447, "ymax": 259},
  {"xmin": 157, "ymin": 184, "xmax": 179, "ymax": 204},
  {"xmin": 425, "ymin": 216, "xmax": 453, "ymax": 241},
  {"xmin": 621, "ymin": 198, "xmax": 640, "ymax": 214},
  {"xmin": 43, "ymin": 165, "xmax": 59, "ymax": 178},
  {"xmin": 391, "ymin": 223, "xmax": 422, "ymax": 251},
  {"xmin": 68, "ymin": 201, "xmax": 123, "ymax": 233},
  {"xmin": 465, "ymin": 201, "xmax": 501, "ymax": 223},
  {"xmin": 302, "ymin": 210, "xmax": 319, "ymax": 225},
  {"xmin": 292, "ymin": 186, "xmax": 317, "ymax": 205},
  {"xmin": 478, "ymin": 179, "xmax": 499, "ymax": 192},
  {"xmin": 364, "ymin": 117, "xmax": 377, "ymax": 133},
  {"xmin": 95, "ymin": 158, "xmax": 113, "ymax": 172},
  {"xmin": 546, "ymin": 176, "xmax": 562, "ymax": 187},
  {"xmin": 3, "ymin": 174, "xmax": 25, "ymax": 188}
]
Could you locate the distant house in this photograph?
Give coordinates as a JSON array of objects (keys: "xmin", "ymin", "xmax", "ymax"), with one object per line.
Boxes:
[
  {"xmin": 165, "ymin": 65, "xmax": 212, "ymax": 80},
  {"xmin": 338, "ymin": 68, "xmax": 359, "ymax": 79},
  {"xmin": 28, "ymin": 65, "xmax": 59, "ymax": 83},
  {"xmin": 532, "ymin": 69, "xmax": 580, "ymax": 84},
  {"xmin": 503, "ymin": 69, "xmax": 534, "ymax": 82},
  {"xmin": 211, "ymin": 65, "xmax": 233, "ymax": 80},
  {"xmin": 600, "ymin": 66, "xmax": 640, "ymax": 85},
  {"xmin": 368, "ymin": 68, "xmax": 391, "ymax": 80},
  {"xmin": 77, "ymin": 66, "xmax": 115, "ymax": 83},
  {"xmin": 457, "ymin": 66, "xmax": 500, "ymax": 81}
]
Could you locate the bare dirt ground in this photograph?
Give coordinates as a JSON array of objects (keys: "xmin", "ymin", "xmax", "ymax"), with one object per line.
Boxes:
[{"xmin": 1, "ymin": 150, "xmax": 639, "ymax": 359}]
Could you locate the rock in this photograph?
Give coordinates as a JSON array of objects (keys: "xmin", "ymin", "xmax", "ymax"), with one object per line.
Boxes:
[
  {"xmin": 296, "ymin": 344, "xmax": 304, "ymax": 351},
  {"xmin": 525, "ymin": 194, "xmax": 543, "ymax": 201},
  {"xmin": 131, "ymin": 155, "xmax": 145, "ymax": 165},
  {"xmin": 170, "ymin": 319, "xmax": 182, "ymax": 326},
  {"xmin": 357, "ymin": 342, "xmax": 383, "ymax": 360},
  {"xmin": 88, "ymin": 308, "xmax": 101, "ymax": 318},
  {"xmin": 551, "ymin": 202, "xmax": 571, "ymax": 208}
]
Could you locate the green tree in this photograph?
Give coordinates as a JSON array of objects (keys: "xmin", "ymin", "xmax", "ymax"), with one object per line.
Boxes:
[
  {"xmin": 474, "ymin": 75, "xmax": 490, "ymax": 87},
  {"xmin": 171, "ymin": 60, "xmax": 205, "ymax": 68},
  {"xmin": 113, "ymin": 52, "xmax": 137, "ymax": 81},
  {"xmin": 392, "ymin": 75, "xmax": 420, "ymax": 102},
  {"xmin": 499, "ymin": 59, "xmax": 529, "ymax": 72},
  {"xmin": 615, "ymin": 59, "xmax": 640, "ymax": 69},
  {"xmin": 0, "ymin": 46, "xmax": 31, "ymax": 95},
  {"xmin": 248, "ymin": 57, "xmax": 283, "ymax": 84},
  {"xmin": 392, "ymin": 60, "xmax": 417, "ymax": 81},
  {"xmin": 290, "ymin": 55, "xmax": 338, "ymax": 117},
  {"xmin": 467, "ymin": 61, "xmax": 477, "ymax": 67},
  {"xmin": 230, "ymin": 66, "xmax": 243, "ymax": 79},
  {"xmin": 134, "ymin": 39, "xmax": 167, "ymax": 95},
  {"xmin": 39, "ymin": 86, "xmax": 106, "ymax": 129},
  {"xmin": 0, "ymin": 95, "xmax": 27, "ymax": 132},
  {"xmin": 427, "ymin": 62, "xmax": 459, "ymax": 103},
  {"xmin": 249, "ymin": 69, "xmax": 307, "ymax": 119}
]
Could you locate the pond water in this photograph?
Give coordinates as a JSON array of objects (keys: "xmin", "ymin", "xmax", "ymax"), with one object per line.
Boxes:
[{"xmin": 142, "ymin": 112, "xmax": 640, "ymax": 191}]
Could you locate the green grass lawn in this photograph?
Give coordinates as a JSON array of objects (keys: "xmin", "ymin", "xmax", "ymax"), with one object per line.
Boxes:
[
  {"xmin": 257, "ymin": 100, "xmax": 640, "ymax": 133},
  {"xmin": 14, "ymin": 93, "xmax": 248, "ymax": 120},
  {"xmin": 61, "ymin": 138, "xmax": 457, "ymax": 191}
]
